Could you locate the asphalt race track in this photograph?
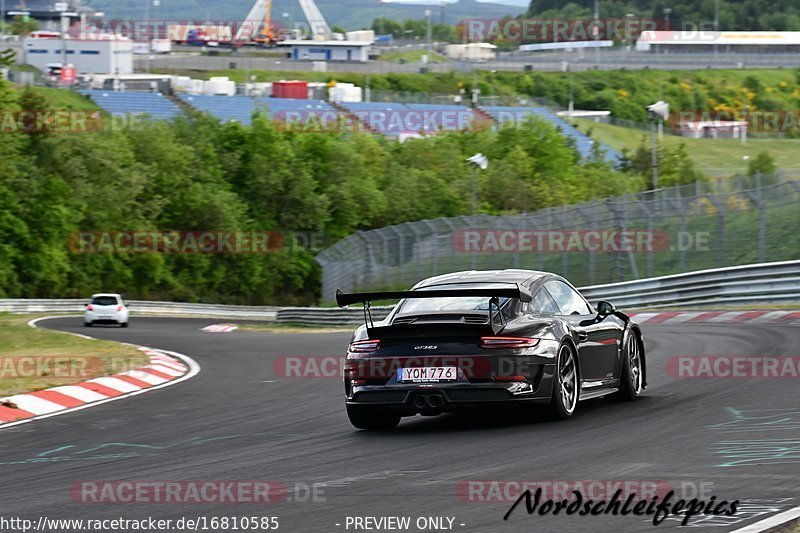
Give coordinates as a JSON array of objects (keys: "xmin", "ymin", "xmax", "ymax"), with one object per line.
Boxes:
[{"xmin": 0, "ymin": 317, "xmax": 798, "ymax": 532}]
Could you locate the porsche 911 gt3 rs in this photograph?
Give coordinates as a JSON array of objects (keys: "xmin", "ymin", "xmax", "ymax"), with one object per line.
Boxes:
[{"xmin": 337, "ymin": 269, "xmax": 646, "ymax": 430}]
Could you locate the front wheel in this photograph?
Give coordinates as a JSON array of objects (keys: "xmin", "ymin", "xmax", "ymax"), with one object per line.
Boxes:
[
  {"xmin": 346, "ymin": 404, "xmax": 400, "ymax": 430},
  {"xmin": 120, "ymin": 322, "xmax": 129, "ymax": 328},
  {"xmin": 547, "ymin": 342, "xmax": 579, "ymax": 420},
  {"xmin": 613, "ymin": 332, "xmax": 644, "ymax": 401}
]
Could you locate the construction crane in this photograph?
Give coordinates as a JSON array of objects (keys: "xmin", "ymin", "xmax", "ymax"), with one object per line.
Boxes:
[
  {"xmin": 298, "ymin": 0, "xmax": 331, "ymax": 40},
  {"xmin": 235, "ymin": 0, "xmax": 276, "ymax": 45}
]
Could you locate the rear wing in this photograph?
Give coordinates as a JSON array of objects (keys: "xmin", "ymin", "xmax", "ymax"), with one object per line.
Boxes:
[
  {"xmin": 335, "ymin": 285, "xmax": 533, "ymax": 307},
  {"xmin": 335, "ymin": 284, "xmax": 533, "ymax": 335}
]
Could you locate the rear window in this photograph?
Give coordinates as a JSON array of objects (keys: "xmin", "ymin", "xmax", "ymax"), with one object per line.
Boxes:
[
  {"xmin": 395, "ymin": 283, "xmax": 513, "ymax": 315},
  {"xmin": 91, "ymin": 296, "xmax": 118, "ymax": 306}
]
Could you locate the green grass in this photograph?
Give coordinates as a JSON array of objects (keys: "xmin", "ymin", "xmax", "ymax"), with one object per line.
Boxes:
[
  {"xmin": 573, "ymin": 118, "xmax": 800, "ymax": 178},
  {"xmin": 29, "ymin": 87, "xmax": 101, "ymax": 112},
  {"xmin": 0, "ymin": 314, "xmax": 147, "ymax": 397},
  {"xmin": 378, "ymin": 49, "xmax": 447, "ymax": 64}
]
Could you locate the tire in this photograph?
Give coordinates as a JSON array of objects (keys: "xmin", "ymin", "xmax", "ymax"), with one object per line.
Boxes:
[
  {"xmin": 346, "ymin": 404, "xmax": 401, "ymax": 430},
  {"xmin": 613, "ymin": 331, "xmax": 644, "ymax": 402},
  {"xmin": 84, "ymin": 322, "xmax": 92, "ymax": 327},
  {"xmin": 547, "ymin": 342, "xmax": 579, "ymax": 420},
  {"xmin": 120, "ymin": 322, "xmax": 129, "ymax": 328}
]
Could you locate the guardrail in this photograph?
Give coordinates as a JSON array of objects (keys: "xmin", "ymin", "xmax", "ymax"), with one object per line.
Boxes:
[
  {"xmin": 1, "ymin": 260, "xmax": 797, "ymax": 326},
  {"xmin": 0, "ymin": 299, "xmax": 278, "ymax": 320},
  {"xmin": 276, "ymin": 307, "xmax": 392, "ymax": 326},
  {"xmin": 579, "ymin": 260, "xmax": 800, "ymax": 309}
]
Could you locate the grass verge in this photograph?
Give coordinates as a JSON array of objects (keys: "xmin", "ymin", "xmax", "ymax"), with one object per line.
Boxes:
[
  {"xmin": 0, "ymin": 314, "xmax": 148, "ymax": 398},
  {"xmin": 573, "ymin": 118, "xmax": 800, "ymax": 178}
]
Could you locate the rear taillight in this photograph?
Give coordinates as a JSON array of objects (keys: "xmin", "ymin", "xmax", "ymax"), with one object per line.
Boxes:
[
  {"xmin": 348, "ymin": 339, "xmax": 380, "ymax": 353},
  {"xmin": 86, "ymin": 305, "xmax": 94, "ymax": 311},
  {"xmin": 495, "ymin": 375, "xmax": 529, "ymax": 382},
  {"xmin": 117, "ymin": 305, "xmax": 123, "ymax": 311},
  {"xmin": 480, "ymin": 337, "xmax": 540, "ymax": 349}
]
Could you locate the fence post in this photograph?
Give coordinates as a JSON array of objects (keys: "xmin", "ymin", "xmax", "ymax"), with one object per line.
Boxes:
[
  {"xmin": 678, "ymin": 188, "xmax": 688, "ymax": 272},
  {"xmin": 756, "ymin": 173, "xmax": 766, "ymax": 264}
]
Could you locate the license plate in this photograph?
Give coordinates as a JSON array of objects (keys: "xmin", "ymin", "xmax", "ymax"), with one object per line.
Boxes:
[
  {"xmin": 398, "ymin": 367, "xmax": 457, "ymax": 383},
  {"xmin": 100, "ymin": 316, "xmax": 112, "ymax": 319}
]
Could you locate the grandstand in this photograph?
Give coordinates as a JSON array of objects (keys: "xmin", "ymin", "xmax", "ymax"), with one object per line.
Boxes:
[
  {"xmin": 78, "ymin": 90, "xmax": 621, "ymax": 162},
  {"xmin": 177, "ymin": 95, "xmax": 335, "ymax": 126},
  {"xmin": 80, "ymin": 91, "xmax": 183, "ymax": 120},
  {"xmin": 339, "ymin": 102, "xmax": 481, "ymax": 137},
  {"xmin": 481, "ymin": 106, "xmax": 621, "ymax": 163}
]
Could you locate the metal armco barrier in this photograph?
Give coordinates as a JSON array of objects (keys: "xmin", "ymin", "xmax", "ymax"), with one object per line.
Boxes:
[
  {"xmin": 1, "ymin": 260, "xmax": 797, "ymax": 326},
  {"xmin": 579, "ymin": 259, "xmax": 800, "ymax": 309},
  {"xmin": 276, "ymin": 307, "xmax": 392, "ymax": 326},
  {"xmin": 0, "ymin": 299, "xmax": 278, "ymax": 320}
]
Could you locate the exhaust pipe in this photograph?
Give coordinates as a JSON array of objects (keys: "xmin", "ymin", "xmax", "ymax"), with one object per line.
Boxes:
[
  {"xmin": 413, "ymin": 395, "xmax": 428, "ymax": 409},
  {"xmin": 427, "ymin": 394, "xmax": 444, "ymax": 409},
  {"xmin": 413, "ymin": 394, "xmax": 445, "ymax": 411}
]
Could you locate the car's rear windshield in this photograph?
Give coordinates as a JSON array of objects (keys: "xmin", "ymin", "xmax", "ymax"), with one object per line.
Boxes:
[
  {"xmin": 396, "ymin": 284, "xmax": 512, "ymax": 315},
  {"xmin": 91, "ymin": 296, "xmax": 118, "ymax": 306}
]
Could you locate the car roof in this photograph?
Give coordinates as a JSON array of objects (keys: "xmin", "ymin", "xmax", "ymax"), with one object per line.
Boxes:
[
  {"xmin": 414, "ymin": 269, "xmax": 554, "ymax": 289},
  {"xmin": 90, "ymin": 293, "xmax": 122, "ymax": 298}
]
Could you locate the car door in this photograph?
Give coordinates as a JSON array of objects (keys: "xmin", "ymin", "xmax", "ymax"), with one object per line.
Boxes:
[{"xmin": 544, "ymin": 280, "xmax": 620, "ymax": 383}]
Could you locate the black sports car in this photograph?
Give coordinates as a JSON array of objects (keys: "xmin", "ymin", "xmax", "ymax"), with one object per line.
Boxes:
[{"xmin": 337, "ymin": 269, "xmax": 646, "ymax": 430}]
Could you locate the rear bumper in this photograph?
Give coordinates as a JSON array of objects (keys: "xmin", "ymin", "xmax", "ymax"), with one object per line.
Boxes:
[
  {"xmin": 84, "ymin": 311, "xmax": 127, "ymax": 324},
  {"xmin": 346, "ymin": 363, "xmax": 556, "ymax": 413}
]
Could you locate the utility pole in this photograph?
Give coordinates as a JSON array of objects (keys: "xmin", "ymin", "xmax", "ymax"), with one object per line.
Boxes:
[
  {"xmin": 650, "ymin": 119, "xmax": 659, "ymax": 191},
  {"xmin": 365, "ymin": 64, "xmax": 371, "ymax": 102},
  {"xmin": 425, "ymin": 9, "xmax": 431, "ymax": 53},
  {"xmin": 466, "ymin": 153, "xmax": 488, "ymax": 216},
  {"xmin": 714, "ymin": 0, "xmax": 720, "ymax": 56},
  {"xmin": 593, "ymin": 0, "xmax": 599, "ymax": 67},
  {"xmin": 60, "ymin": 10, "xmax": 68, "ymax": 67}
]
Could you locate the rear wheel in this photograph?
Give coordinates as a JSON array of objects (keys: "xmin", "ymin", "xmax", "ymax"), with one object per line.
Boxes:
[
  {"xmin": 120, "ymin": 322, "xmax": 129, "ymax": 328},
  {"xmin": 547, "ymin": 342, "xmax": 579, "ymax": 420},
  {"xmin": 346, "ymin": 404, "xmax": 400, "ymax": 430},
  {"xmin": 84, "ymin": 322, "xmax": 92, "ymax": 327},
  {"xmin": 613, "ymin": 332, "xmax": 643, "ymax": 401}
]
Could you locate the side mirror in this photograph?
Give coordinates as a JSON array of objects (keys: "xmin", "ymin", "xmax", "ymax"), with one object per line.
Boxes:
[
  {"xmin": 597, "ymin": 300, "xmax": 616, "ymax": 316},
  {"xmin": 84, "ymin": 303, "xmax": 89, "ymax": 307}
]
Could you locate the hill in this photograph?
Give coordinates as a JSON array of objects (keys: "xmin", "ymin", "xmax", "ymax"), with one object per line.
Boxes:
[{"xmin": 527, "ymin": 0, "xmax": 800, "ymax": 31}]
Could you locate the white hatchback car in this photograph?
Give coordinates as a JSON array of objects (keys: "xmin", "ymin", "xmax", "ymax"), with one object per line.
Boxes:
[{"xmin": 84, "ymin": 293, "xmax": 130, "ymax": 327}]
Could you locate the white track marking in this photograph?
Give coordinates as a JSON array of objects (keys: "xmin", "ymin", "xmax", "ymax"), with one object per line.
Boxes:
[
  {"xmin": 707, "ymin": 311, "xmax": 748, "ymax": 323},
  {"xmin": 729, "ymin": 505, "xmax": 800, "ymax": 533},
  {"xmin": 119, "ymin": 370, "xmax": 169, "ymax": 385},
  {"xmin": 87, "ymin": 376, "xmax": 142, "ymax": 393},
  {"xmin": 3, "ymin": 395, "xmax": 65, "ymax": 415},
  {"xmin": 143, "ymin": 364, "xmax": 184, "ymax": 377},
  {"xmin": 47, "ymin": 385, "xmax": 108, "ymax": 403}
]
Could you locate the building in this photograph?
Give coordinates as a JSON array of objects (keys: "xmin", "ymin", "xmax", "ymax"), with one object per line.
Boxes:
[
  {"xmin": 24, "ymin": 35, "xmax": 133, "ymax": 74},
  {"xmin": 444, "ymin": 43, "xmax": 497, "ymax": 61},
  {"xmin": 280, "ymin": 40, "xmax": 372, "ymax": 62},
  {"xmin": 2, "ymin": 0, "xmax": 98, "ymax": 32},
  {"xmin": 680, "ymin": 120, "xmax": 747, "ymax": 139},
  {"xmin": 636, "ymin": 31, "xmax": 800, "ymax": 54}
]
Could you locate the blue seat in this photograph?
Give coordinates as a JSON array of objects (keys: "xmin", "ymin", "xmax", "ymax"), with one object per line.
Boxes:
[{"xmin": 81, "ymin": 90, "xmax": 183, "ymax": 121}]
